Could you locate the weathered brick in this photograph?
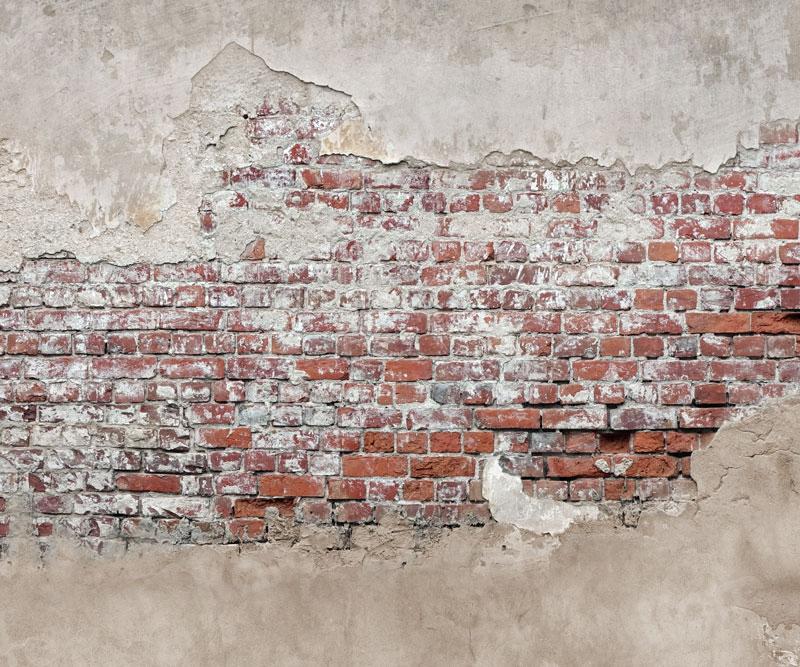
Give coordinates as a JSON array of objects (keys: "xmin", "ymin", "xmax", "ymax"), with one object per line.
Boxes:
[
  {"xmin": 410, "ymin": 456, "xmax": 475, "ymax": 478},
  {"xmin": 259, "ymin": 474, "xmax": 325, "ymax": 498},
  {"xmin": 3, "ymin": 99, "xmax": 800, "ymax": 543},
  {"xmin": 115, "ymin": 474, "xmax": 181, "ymax": 494}
]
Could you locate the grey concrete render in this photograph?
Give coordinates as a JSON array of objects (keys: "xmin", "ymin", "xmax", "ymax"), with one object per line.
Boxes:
[
  {"xmin": 1, "ymin": 0, "xmax": 800, "ymax": 264},
  {"xmin": 0, "ymin": 398, "xmax": 799, "ymax": 664},
  {"xmin": 1, "ymin": 1, "xmax": 800, "ymax": 664}
]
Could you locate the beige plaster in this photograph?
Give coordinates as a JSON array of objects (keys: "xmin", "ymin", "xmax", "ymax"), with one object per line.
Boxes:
[
  {"xmin": 1, "ymin": 0, "xmax": 800, "ymax": 266},
  {"xmin": 1, "ymin": 397, "xmax": 800, "ymax": 664}
]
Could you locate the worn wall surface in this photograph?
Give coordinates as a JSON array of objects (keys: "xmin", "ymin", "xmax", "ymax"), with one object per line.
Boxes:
[
  {"xmin": 2, "ymin": 1, "xmax": 800, "ymax": 665},
  {"xmin": 2, "ymin": 400, "xmax": 800, "ymax": 665},
  {"xmin": 2, "ymin": 0, "xmax": 800, "ymax": 266}
]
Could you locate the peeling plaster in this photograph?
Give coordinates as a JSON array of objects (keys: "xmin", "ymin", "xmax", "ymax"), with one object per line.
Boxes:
[
  {"xmin": 482, "ymin": 457, "xmax": 599, "ymax": 535},
  {"xmin": 1, "ymin": 2, "xmax": 800, "ymax": 661},
  {"xmin": 2, "ymin": 0, "xmax": 800, "ymax": 259},
  {"xmin": 2, "ymin": 397, "xmax": 800, "ymax": 662}
]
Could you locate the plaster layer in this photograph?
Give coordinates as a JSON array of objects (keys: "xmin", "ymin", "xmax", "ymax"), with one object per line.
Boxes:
[
  {"xmin": 1, "ymin": 397, "xmax": 800, "ymax": 665},
  {"xmin": 482, "ymin": 456, "xmax": 600, "ymax": 534},
  {"xmin": 2, "ymin": 0, "xmax": 800, "ymax": 255}
]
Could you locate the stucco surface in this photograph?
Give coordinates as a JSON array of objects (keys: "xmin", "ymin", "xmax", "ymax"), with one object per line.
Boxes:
[
  {"xmin": 2, "ymin": 3, "xmax": 800, "ymax": 663},
  {"xmin": 1, "ymin": 0, "xmax": 800, "ymax": 265},
  {"xmin": 1, "ymin": 397, "xmax": 800, "ymax": 665}
]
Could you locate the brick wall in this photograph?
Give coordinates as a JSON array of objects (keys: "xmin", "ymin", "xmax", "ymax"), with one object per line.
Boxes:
[{"xmin": 1, "ymin": 92, "xmax": 799, "ymax": 548}]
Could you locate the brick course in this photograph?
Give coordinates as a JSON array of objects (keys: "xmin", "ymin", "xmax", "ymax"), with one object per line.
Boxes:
[{"xmin": 0, "ymin": 96, "xmax": 799, "ymax": 547}]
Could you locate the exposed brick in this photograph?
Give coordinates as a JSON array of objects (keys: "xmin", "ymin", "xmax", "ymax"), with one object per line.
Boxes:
[
  {"xmin": 410, "ymin": 456, "xmax": 475, "ymax": 478},
  {"xmin": 259, "ymin": 474, "xmax": 324, "ymax": 498},
  {"xmin": 3, "ymin": 96, "xmax": 800, "ymax": 544},
  {"xmin": 385, "ymin": 359, "xmax": 432, "ymax": 382},
  {"xmin": 686, "ymin": 312, "xmax": 751, "ymax": 333},
  {"xmin": 116, "ymin": 474, "xmax": 181, "ymax": 494},
  {"xmin": 197, "ymin": 428, "xmax": 252, "ymax": 449},
  {"xmin": 342, "ymin": 455, "xmax": 407, "ymax": 477},
  {"xmin": 474, "ymin": 409, "xmax": 540, "ymax": 429}
]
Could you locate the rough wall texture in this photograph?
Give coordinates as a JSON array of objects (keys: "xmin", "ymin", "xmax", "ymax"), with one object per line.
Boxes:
[
  {"xmin": 3, "ymin": 2, "xmax": 800, "ymax": 664},
  {"xmin": 4, "ymin": 1, "xmax": 800, "ymax": 262},
  {"xmin": 2, "ymin": 68, "xmax": 800, "ymax": 547},
  {"xmin": 3, "ymin": 399, "xmax": 800, "ymax": 665}
]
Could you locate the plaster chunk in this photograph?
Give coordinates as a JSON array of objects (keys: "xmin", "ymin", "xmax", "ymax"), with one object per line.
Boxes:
[{"xmin": 482, "ymin": 457, "xmax": 599, "ymax": 535}]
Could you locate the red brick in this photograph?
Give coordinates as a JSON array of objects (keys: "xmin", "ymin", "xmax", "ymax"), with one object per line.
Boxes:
[
  {"xmin": 160, "ymin": 357, "xmax": 225, "ymax": 379},
  {"xmin": 259, "ymin": 475, "xmax": 325, "ymax": 497},
  {"xmin": 605, "ymin": 478, "xmax": 635, "ymax": 501},
  {"xmin": 295, "ymin": 358, "xmax": 349, "ymax": 380},
  {"xmin": 686, "ymin": 312, "xmax": 751, "ymax": 333},
  {"xmin": 565, "ymin": 432, "xmax": 598, "ymax": 453},
  {"xmin": 648, "ymin": 241, "xmax": 679, "ymax": 262},
  {"xmin": 403, "ymin": 479, "xmax": 434, "ymax": 501},
  {"xmin": 546, "ymin": 457, "xmax": 604, "ymax": 478},
  {"xmin": 300, "ymin": 168, "xmax": 362, "ymax": 190},
  {"xmin": 483, "ymin": 193, "xmax": 513, "ymax": 213},
  {"xmin": 449, "ymin": 194, "xmax": 480, "ymax": 213},
  {"xmin": 780, "ymin": 243, "xmax": 800, "ymax": 264},
  {"xmin": 747, "ymin": 193, "xmax": 780, "ymax": 214},
  {"xmin": 334, "ymin": 502, "xmax": 373, "ymax": 523},
  {"xmin": 573, "ymin": 360, "xmax": 638, "ymax": 381},
  {"xmin": 410, "ymin": 456, "xmax": 475, "ymax": 478},
  {"xmin": 541, "ymin": 407, "xmax": 608, "ymax": 430},
  {"xmin": 431, "ymin": 241, "xmax": 461, "ymax": 262},
  {"xmin": 187, "ymin": 404, "xmax": 236, "ymax": 424},
  {"xmin": 593, "ymin": 433, "xmax": 626, "ymax": 455},
  {"xmin": 198, "ymin": 428, "xmax": 253, "ymax": 449},
  {"xmin": 474, "ymin": 408, "xmax": 540, "ymax": 429},
  {"xmin": 341, "ymin": 455, "xmax": 407, "ymax": 477},
  {"xmin": 243, "ymin": 451, "xmax": 275, "ymax": 472},
  {"xmin": 773, "ymin": 219, "xmax": 799, "ymax": 239},
  {"xmin": 678, "ymin": 408, "xmax": 737, "ymax": 429},
  {"xmin": 430, "ymin": 432, "xmax": 461, "ymax": 453},
  {"xmin": 665, "ymin": 289, "xmax": 697, "ymax": 311},
  {"xmin": 328, "ymin": 478, "xmax": 367, "ymax": 500},
  {"xmin": 418, "ymin": 334, "xmax": 449, "ymax": 356},
  {"xmin": 625, "ymin": 455, "xmax": 679, "ymax": 478},
  {"xmin": 713, "ymin": 194, "xmax": 744, "ymax": 215},
  {"xmin": 634, "ymin": 288, "xmax": 663, "ymax": 310},
  {"xmin": 421, "ymin": 192, "xmax": 446, "ymax": 213},
  {"xmin": 651, "ymin": 193, "xmax": 678, "ymax": 214},
  {"xmin": 363, "ymin": 431, "xmax": 395, "ymax": 453},
  {"xmin": 600, "ymin": 337, "xmax": 630, "ymax": 357},
  {"xmin": 752, "ymin": 312, "xmax": 800, "ymax": 334},
  {"xmin": 463, "ymin": 432, "xmax": 494, "ymax": 454},
  {"xmin": 91, "ymin": 356, "xmax": 157, "ymax": 379},
  {"xmin": 666, "ymin": 432, "xmax": 696, "ymax": 453},
  {"xmin": 632, "ymin": 432, "xmax": 664, "ymax": 453},
  {"xmin": 732, "ymin": 335, "xmax": 765, "ymax": 358},
  {"xmin": 694, "ymin": 383, "xmax": 727, "ymax": 405},
  {"xmin": 116, "ymin": 474, "xmax": 181, "ymax": 494},
  {"xmin": 734, "ymin": 288, "xmax": 779, "ymax": 310},
  {"xmin": 385, "ymin": 359, "xmax": 432, "ymax": 382},
  {"xmin": 228, "ymin": 518, "xmax": 266, "ymax": 541}
]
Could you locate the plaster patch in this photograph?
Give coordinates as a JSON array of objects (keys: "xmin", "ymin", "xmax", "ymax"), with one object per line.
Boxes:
[
  {"xmin": 320, "ymin": 118, "xmax": 391, "ymax": 161},
  {"xmin": 481, "ymin": 457, "xmax": 599, "ymax": 535},
  {"xmin": 3, "ymin": 0, "xmax": 800, "ymax": 253}
]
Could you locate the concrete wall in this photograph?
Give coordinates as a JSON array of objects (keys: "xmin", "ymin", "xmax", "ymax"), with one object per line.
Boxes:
[
  {"xmin": 1, "ymin": 1, "xmax": 800, "ymax": 664},
  {"xmin": 2, "ymin": 0, "xmax": 800, "ymax": 267}
]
